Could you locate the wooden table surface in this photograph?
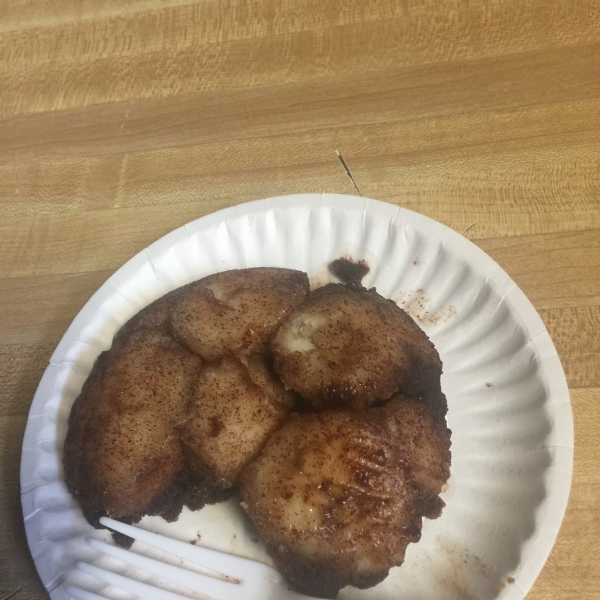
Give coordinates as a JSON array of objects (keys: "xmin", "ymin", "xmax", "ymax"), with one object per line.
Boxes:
[{"xmin": 1, "ymin": 1, "xmax": 599, "ymax": 598}]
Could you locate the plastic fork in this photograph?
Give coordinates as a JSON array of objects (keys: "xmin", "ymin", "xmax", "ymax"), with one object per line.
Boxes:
[{"xmin": 66, "ymin": 516, "xmax": 315, "ymax": 600}]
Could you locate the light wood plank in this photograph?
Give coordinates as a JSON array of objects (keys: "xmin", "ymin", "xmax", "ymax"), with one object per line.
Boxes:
[
  {"xmin": 1, "ymin": 1, "xmax": 599, "ymax": 117},
  {"xmin": 0, "ymin": 0, "xmax": 197, "ymax": 33},
  {"xmin": 0, "ymin": 202, "xmax": 213, "ymax": 279},
  {"xmin": 538, "ymin": 306, "xmax": 600, "ymax": 390},
  {"xmin": 0, "ymin": 271, "xmax": 112, "ymax": 345},
  {"xmin": 477, "ymin": 231, "xmax": 600, "ymax": 310},
  {"xmin": 1, "ymin": 0, "xmax": 599, "ymax": 598},
  {"xmin": 0, "ymin": 173, "xmax": 354, "ymax": 279},
  {"xmin": 2, "ymin": 101, "xmax": 600, "ymax": 258},
  {"xmin": 0, "ymin": 342, "xmax": 55, "ymax": 417},
  {"xmin": 571, "ymin": 389, "xmax": 600, "ymax": 486},
  {"xmin": 3, "ymin": 44, "xmax": 600, "ymax": 165}
]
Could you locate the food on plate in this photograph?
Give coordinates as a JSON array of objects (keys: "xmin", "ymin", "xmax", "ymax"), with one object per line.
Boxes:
[
  {"xmin": 62, "ymin": 261, "xmax": 451, "ymax": 597},
  {"xmin": 179, "ymin": 354, "xmax": 297, "ymax": 488},
  {"xmin": 240, "ymin": 395, "xmax": 451, "ymax": 598},
  {"xmin": 328, "ymin": 257, "xmax": 370, "ymax": 286},
  {"xmin": 170, "ymin": 268, "xmax": 310, "ymax": 360},
  {"xmin": 111, "ymin": 286, "xmax": 186, "ymax": 345},
  {"xmin": 62, "ymin": 329, "xmax": 201, "ymax": 526},
  {"xmin": 270, "ymin": 282, "xmax": 444, "ymax": 413},
  {"xmin": 63, "ymin": 268, "xmax": 308, "ymax": 528}
]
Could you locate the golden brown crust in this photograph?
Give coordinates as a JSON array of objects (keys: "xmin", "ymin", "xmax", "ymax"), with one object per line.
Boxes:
[
  {"xmin": 63, "ymin": 265, "xmax": 452, "ymax": 590},
  {"xmin": 270, "ymin": 283, "xmax": 443, "ymax": 412},
  {"xmin": 179, "ymin": 354, "xmax": 295, "ymax": 488},
  {"xmin": 63, "ymin": 268, "xmax": 309, "ymax": 530},
  {"xmin": 240, "ymin": 397, "xmax": 451, "ymax": 598},
  {"xmin": 63, "ymin": 351, "xmax": 111, "ymax": 526},
  {"xmin": 63, "ymin": 329, "xmax": 202, "ymax": 526},
  {"xmin": 374, "ymin": 395, "xmax": 451, "ymax": 518},
  {"xmin": 111, "ymin": 286, "xmax": 188, "ymax": 348},
  {"xmin": 170, "ymin": 268, "xmax": 310, "ymax": 361}
]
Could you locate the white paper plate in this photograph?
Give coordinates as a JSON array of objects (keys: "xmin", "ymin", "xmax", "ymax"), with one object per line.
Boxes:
[{"xmin": 21, "ymin": 193, "xmax": 573, "ymax": 600}]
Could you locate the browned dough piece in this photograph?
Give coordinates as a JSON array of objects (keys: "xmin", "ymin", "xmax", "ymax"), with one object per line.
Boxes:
[
  {"xmin": 240, "ymin": 396, "xmax": 451, "ymax": 598},
  {"xmin": 64, "ymin": 262, "xmax": 451, "ymax": 586},
  {"xmin": 64, "ymin": 268, "xmax": 308, "ymax": 531},
  {"xmin": 63, "ymin": 329, "xmax": 202, "ymax": 526},
  {"xmin": 378, "ymin": 395, "xmax": 451, "ymax": 518},
  {"xmin": 112, "ymin": 287, "xmax": 187, "ymax": 347},
  {"xmin": 270, "ymin": 283, "xmax": 444, "ymax": 413},
  {"xmin": 170, "ymin": 268, "xmax": 310, "ymax": 361},
  {"xmin": 180, "ymin": 354, "xmax": 297, "ymax": 488}
]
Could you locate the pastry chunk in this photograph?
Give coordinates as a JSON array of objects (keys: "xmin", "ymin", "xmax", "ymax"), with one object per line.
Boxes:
[
  {"xmin": 271, "ymin": 283, "xmax": 443, "ymax": 412},
  {"xmin": 180, "ymin": 354, "xmax": 296, "ymax": 488},
  {"xmin": 63, "ymin": 330, "xmax": 201, "ymax": 526},
  {"xmin": 240, "ymin": 396, "xmax": 451, "ymax": 598},
  {"xmin": 170, "ymin": 268, "xmax": 309, "ymax": 361}
]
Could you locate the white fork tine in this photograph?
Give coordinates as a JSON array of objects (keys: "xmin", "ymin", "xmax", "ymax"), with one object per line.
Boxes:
[
  {"xmin": 76, "ymin": 517, "xmax": 316, "ymax": 600},
  {"xmin": 100, "ymin": 516, "xmax": 254, "ymax": 580},
  {"xmin": 76, "ymin": 561, "xmax": 202, "ymax": 600},
  {"xmin": 88, "ymin": 538, "xmax": 237, "ymax": 600}
]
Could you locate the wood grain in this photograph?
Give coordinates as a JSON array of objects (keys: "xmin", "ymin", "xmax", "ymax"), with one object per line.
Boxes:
[
  {"xmin": 1, "ymin": 0, "xmax": 599, "ymax": 598},
  {"xmin": 2, "ymin": 1, "xmax": 599, "ymax": 117},
  {"xmin": 477, "ymin": 231, "xmax": 600, "ymax": 311}
]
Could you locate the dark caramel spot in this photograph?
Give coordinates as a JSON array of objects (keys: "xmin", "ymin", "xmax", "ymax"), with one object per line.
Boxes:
[{"xmin": 328, "ymin": 258, "xmax": 370, "ymax": 287}]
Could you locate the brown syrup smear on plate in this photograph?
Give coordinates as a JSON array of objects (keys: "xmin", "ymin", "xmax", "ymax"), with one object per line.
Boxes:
[{"xmin": 328, "ymin": 258, "xmax": 370, "ymax": 287}]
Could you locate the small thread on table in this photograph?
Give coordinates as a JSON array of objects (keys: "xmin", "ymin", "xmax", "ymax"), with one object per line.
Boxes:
[
  {"xmin": 335, "ymin": 149, "xmax": 362, "ymax": 196},
  {"xmin": 462, "ymin": 219, "xmax": 480, "ymax": 236}
]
